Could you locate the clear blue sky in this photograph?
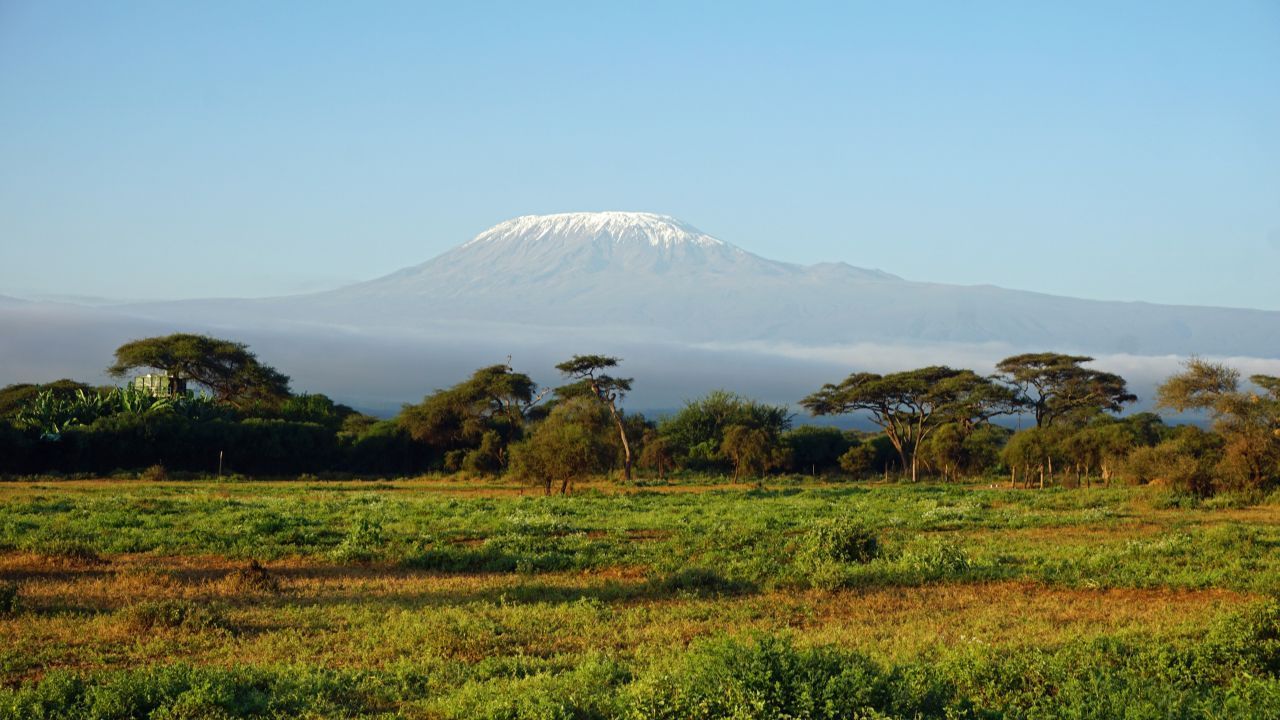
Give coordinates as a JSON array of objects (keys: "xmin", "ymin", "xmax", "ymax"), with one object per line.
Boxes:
[{"xmin": 2, "ymin": 1, "xmax": 1278, "ymax": 308}]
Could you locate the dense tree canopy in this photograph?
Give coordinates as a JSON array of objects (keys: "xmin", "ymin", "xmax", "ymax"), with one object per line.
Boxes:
[
  {"xmin": 108, "ymin": 334, "xmax": 291, "ymax": 408},
  {"xmin": 802, "ymin": 366, "xmax": 1019, "ymax": 481},
  {"xmin": 659, "ymin": 390, "xmax": 791, "ymax": 473},
  {"xmin": 996, "ymin": 353, "xmax": 1136, "ymax": 428},
  {"xmin": 397, "ymin": 363, "xmax": 546, "ymax": 472}
]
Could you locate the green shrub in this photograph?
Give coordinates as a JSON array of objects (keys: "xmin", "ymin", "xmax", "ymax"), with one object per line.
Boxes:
[
  {"xmin": 805, "ymin": 518, "xmax": 880, "ymax": 564},
  {"xmin": 122, "ymin": 599, "xmax": 229, "ymax": 633},
  {"xmin": 900, "ymin": 540, "xmax": 972, "ymax": 578},
  {"xmin": 629, "ymin": 635, "xmax": 922, "ymax": 719},
  {"xmin": 330, "ymin": 516, "xmax": 385, "ymax": 563},
  {"xmin": 140, "ymin": 463, "xmax": 169, "ymax": 481}
]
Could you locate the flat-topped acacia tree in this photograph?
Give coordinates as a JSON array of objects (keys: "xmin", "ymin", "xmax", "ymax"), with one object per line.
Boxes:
[
  {"xmin": 996, "ymin": 353, "xmax": 1136, "ymax": 428},
  {"xmin": 555, "ymin": 354, "xmax": 634, "ymax": 482},
  {"xmin": 802, "ymin": 366, "xmax": 1020, "ymax": 482},
  {"xmin": 108, "ymin": 333, "xmax": 291, "ymax": 409}
]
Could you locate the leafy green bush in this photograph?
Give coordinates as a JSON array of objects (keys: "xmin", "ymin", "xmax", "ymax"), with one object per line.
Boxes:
[
  {"xmin": 804, "ymin": 518, "xmax": 880, "ymax": 564},
  {"xmin": 330, "ymin": 516, "xmax": 385, "ymax": 563},
  {"xmin": 628, "ymin": 635, "xmax": 929, "ymax": 720},
  {"xmin": 123, "ymin": 599, "xmax": 229, "ymax": 633},
  {"xmin": 0, "ymin": 664, "xmax": 374, "ymax": 719},
  {"xmin": 900, "ymin": 539, "xmax": 972, "ymax": 578}
]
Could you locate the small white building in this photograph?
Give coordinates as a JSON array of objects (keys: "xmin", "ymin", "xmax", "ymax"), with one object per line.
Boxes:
[{"xmin": 131, "ymin": 374, "xmax": 188, "ymax": 397}]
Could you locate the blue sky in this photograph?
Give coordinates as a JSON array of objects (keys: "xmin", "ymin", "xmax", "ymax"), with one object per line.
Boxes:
[{"xmin": 2, "ymin": 1, "xmax": 1278, "ymax": 308}]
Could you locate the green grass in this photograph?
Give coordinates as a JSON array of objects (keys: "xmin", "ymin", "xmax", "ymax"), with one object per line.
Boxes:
[{"xmin": 1, "ymin": 477, "xmax": 1278, "ymax": 718}]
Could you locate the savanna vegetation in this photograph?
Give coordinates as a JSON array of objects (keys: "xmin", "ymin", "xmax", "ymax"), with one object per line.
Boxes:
[{"xmin": 1, "ymin": 334, "xmax": 1279, "ymax": 718}]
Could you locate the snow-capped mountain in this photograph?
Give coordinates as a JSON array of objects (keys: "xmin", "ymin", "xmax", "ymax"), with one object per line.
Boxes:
[
  {"xmin": 5, "ymin": 210, "xmax": 1280, "ymax": 411},
  {"xmin": 261, "ymin": 211, "xmax": 1272, "ymax": 357},
  {"xmin": 328, "ymin": 211, "xmax": 895, "ymax": 302}
]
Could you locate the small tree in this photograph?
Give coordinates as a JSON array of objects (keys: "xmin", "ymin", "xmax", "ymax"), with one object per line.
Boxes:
[
  {"xmin": 555, "ymin": 355, "xmax": 635, "ymax": 482},
  {"xmin": 398, "ymin": 362, "xmax": 546, "ymax": 473},
  {"xmin": 720, "ymin": 424, "xmax": 774, "ymax": 481},
  {"xmin": 509, "ymin": 397, "xmax": 616, "ymax": 494},
  {"xmin": 638, "ymin": 429, "xmax": 674, "ymax": 480},
  {"xmin": 659, "ymin": 390, "xmax": 792, "ymax": 473}
]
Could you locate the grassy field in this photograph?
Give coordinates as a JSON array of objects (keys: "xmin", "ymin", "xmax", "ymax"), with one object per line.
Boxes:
[{"xmin": 1, "ymin": 477, "xmax": 1278, "ymax": 718}]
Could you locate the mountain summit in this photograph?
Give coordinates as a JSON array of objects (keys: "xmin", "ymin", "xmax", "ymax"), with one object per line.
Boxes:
[
  {"xmin": 333, "ymin": 211, "xmax": 896, "ymax": 304},
  {"xmin": 462, "ymin": 212, "xmax": 728, "ymax": 250}
]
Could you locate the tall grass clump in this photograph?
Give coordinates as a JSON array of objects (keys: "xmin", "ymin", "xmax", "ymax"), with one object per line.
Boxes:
[{"xmin": 0, "ymin": 582, "xmax": 18, "ymax": 615}]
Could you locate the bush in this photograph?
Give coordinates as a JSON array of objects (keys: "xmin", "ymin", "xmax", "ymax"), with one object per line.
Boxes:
[
  {"xmin": 900, "ymin": 540, "xmax": 972, "ymax": 578},
  {"xmin": 140, "ymin": 463, "xmax": 168, "ymax": 481},
  {"xmin": 805, "ymin": 518, "xmax": 880, "ymax": 564},
  {"xmin": 629, "ymin": 635, "xmax": 942, "ymax": 719},
  {"xmin": 1122, "ymin": 429, "xmax": 1222, "ymax": 496},
  {"xmin": 649, "ymin": 567, "xmax": 752, "ymax": 597},
  {"xmin": 123, "ymin": 599, "xmax": 229, "ymax": 633},
  {"xmin": 330, "ymin": 517, "xmax": 385, "ymax": 563}
]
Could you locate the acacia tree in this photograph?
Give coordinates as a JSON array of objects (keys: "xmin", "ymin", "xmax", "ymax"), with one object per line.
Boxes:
[
  {"xmin": 108, "ymin": 333, "xmax": 290, "ymax": 408},
  {"xmin": 802, "ymin": 366, "xmax": 1019, "ymax": 482},
  {"xmin": 996, "ymin": 353, "xmax": 1136, "ymax": 428},
  {"xmin": 1156, "ymin": 359, "xmax": 1280, "ymax": 490},
  {"xmin": 555, "ymin": 355, "xmax": 635, "ymax": 482},
  {"xmin": 397, "ymin": 363, "xmax": 546, "ymax": 472}
]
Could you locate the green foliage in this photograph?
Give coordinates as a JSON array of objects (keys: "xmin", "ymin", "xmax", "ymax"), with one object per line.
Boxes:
[
  {"xmin": 331, "ymin": 516, "xmax": 386, "ymax": 563},
  {"xmin": 628, "ymin": 635, "xmax": 944, "ymax": 720},
  {"xmin": 123, "ymin": 599, "xmax": 229, "ymax": 633},
  {"xmin": 659, "ymin": 390, "xmax": 791, "ymax": 473},
  {"xmin": 781, "ymin": 425, "xmax": 854, "ymax": 475},
  {"xmin": 0, "ymin": 664, "xmax": 375, "ymax": 719},
  {"xmin": 996, "ymin": 352, "xmax": 1137, "ymax": 428},
  {"xmin": 900, "ymin": 539, "xmax": 972, "ymax": 578},
  {"xmin": 803, "ymin": 366, "xmax": 1020, "ymax": 481},
  {"xmin": 804, "ymin": 518, "xmax": 880, "ymax": 564},
  {"xmin": 109, "ymin": 333, "xmax": 291, "ymax": 408},
  {"xmin": 1122, "ymin": 426, "xmax": 1223, "ymax": 496},
  {"xmin": 509, "ymin": 397, "xmax": 618, "ymax": 493},
  {"xmin": 719, "ymin": 424, "xmax": 776, "ymax": 480},
  {"xmin": 0, "ymin": 379, "xmax": 93, "ymax": 418},
  {"xmin": 398, "ymin": 363, "xmax": 544, "ymax": 472},
  {"xmin": 1157, "ymin": 359, "xmax": 1280, "ymax": 491}
]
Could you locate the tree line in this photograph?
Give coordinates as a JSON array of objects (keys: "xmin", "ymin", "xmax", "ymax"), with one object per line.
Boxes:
[{"xmin": 0, "ymin": 333, "xmax": 1277, "ymax": 496}]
